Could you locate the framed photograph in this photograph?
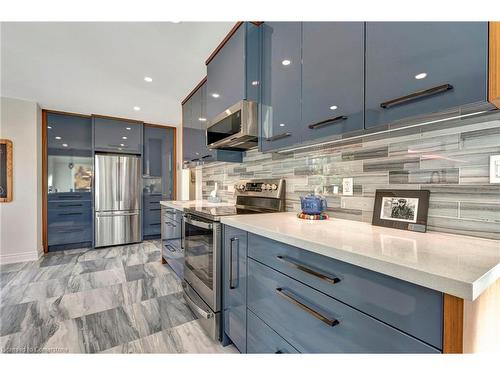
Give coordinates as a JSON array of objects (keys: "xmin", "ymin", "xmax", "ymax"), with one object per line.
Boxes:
[
  {"xmin": 0, "ymin": 139, "xmax": 13, "ymax": 203},
  {"xmin": 372, "ymin": 189, "xmax": 430, "ymax": 232}
]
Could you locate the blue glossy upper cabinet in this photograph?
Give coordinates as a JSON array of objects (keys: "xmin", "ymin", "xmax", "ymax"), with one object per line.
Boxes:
[
  {"xmin": 302, "ymin": 23, "xmax": 364, "ymax": 141},
  {"xmin": 260, "ymin": 22, "xmax": 302, "ymax": 152},
  {"xmin": 365, "ymin": 22, "xmax": 488, "ymax": 129},
  {"xmin": 94, "ymin": 116, "xmax": 143, "ymax": 154},
  {"xmin": 182, "ymin": 85, "xmax": 201, "ymax": 166},
  {"xmin": 206, "ymin": 22, "xmax": 260, "ymax": 121}
]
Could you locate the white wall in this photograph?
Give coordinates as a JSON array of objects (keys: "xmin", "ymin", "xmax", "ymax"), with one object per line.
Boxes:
[{"xmin": 0, "ymin": 97, "xmax": 43, "ymax": 264}]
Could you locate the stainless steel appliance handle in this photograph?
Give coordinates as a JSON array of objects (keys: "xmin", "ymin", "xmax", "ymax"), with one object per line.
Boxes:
[
  {"xmin": 97, "ymin": 212, "xmax": 139, "ymax": 217},
  {"xmin": 183, "ymin": 289, "xmax": 214, "ymax": 320},
  {"xmin": 276, "ymin": 256, "xmax": 341, "ymax": 284},
  {"xmin": 229, "ymin": 237, "xmax": 239, "ymax": 289},
  {"xmin": 184, "ymin": 215, "xmax": 213, "ymax": 230},
  {"xmin": 180, "ymin": 218, "xmax": 185, "ymax": 250},
  {"xmin": 276, "ymin": 287, "xmax": 339, "ymax": 327}
]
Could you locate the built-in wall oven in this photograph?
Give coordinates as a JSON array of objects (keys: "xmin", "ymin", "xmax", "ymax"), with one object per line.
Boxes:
[{"xmin": 182, "ymin": 212, "xmax": 222, "ymax": 340}]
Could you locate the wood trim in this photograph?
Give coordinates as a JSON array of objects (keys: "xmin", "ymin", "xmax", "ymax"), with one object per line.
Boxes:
[
  {"xmin": 443, "ymin": 294, "xmax": 464, "ymax": 353},
  {"xmin": 91, "ymin": 113, "xmax": 143, "ymax": 124},
  {"xmin": 0, "ymin": 139, "xmax": 13, "ymax": 203},
  {"xmin": 181, "ymin": 76, "xmax": 207, "ymax": 105},
  {"xmin": 41, "ymin": 110, "xmax": 48, "ymax": 253},
  {"xmin": 205, "ymin": 22, "xmax": 244, "ymax": 65},
  {"xmin": 489, "ymin": 22, "xmax": 500, "ymax": 108},
  {"xmin": 143, "ymin": 123, "xmax": 178, "ymax": 200},
  {"xmin": 43, "ymin": 109, "xmax": 91, "ymax": 118}
]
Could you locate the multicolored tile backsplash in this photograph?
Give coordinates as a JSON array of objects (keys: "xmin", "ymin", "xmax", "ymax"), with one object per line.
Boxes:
[{"xmin": 200, "ymin": 111, "xmax": 500, "ymax": 240}]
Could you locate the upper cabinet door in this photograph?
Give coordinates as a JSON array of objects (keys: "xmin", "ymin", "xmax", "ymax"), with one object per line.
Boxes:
[
  {"xmin": 365, "ymin": 22, "xmax": 488, "ymax": 129},
  {"xmin": 260, "ymin": 22, "xmax": 302, "ymax": 152},
  {"xmin": 94, "ymin": 117, "xmax": 143, "ymax": 154},
  {"xmin": 302, "ymin": 22, "xmax": 364, "ymax": 141},
  {"xmin": 182, "ymin": 94, "xmax": 201, "ymax": 164},
  {"xmin": 206, "ymin": 25, "xmax": 246, "ymax": 120}
]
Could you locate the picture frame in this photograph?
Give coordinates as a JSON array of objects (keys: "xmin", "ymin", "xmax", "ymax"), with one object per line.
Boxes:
[
  {"xmin": 0, "ymin": 139, "xmax": 13, "ymax": 203},
  {"xmin": 372, "ymin": 189, "xmax": 430, "ymax": 233}
]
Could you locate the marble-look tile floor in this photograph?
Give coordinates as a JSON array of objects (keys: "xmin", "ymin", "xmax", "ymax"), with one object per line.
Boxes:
[{"xmin": 0, "ymin": 241, "xmax": 237, "ymax": 354}]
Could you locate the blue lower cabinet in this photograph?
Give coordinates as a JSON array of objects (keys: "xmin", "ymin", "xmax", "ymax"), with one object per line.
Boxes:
[
  {"xmin": 247, "ymin": 258, "xmax": 440, "ymax": 353},
  {"xmin": 247, "ymin": 233, "xmax": 443, "ymax": 349},
  {"xmin": 247, "ymin": 309, "xmax": 299, "ymax": 354},
  {"xmin": 47, "ymin": 200, "xmax": 92, "ymax": 248},
  {"xmin": 223, "ymin": 226, "xmax": 247, "ymax": 353}
]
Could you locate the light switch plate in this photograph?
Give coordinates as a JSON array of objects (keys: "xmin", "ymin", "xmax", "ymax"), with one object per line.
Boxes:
[
  {"xmin": 490, "ymin": 155, "xmax": 500, "ymax": 183},
  {"xmin": 342, "ymin": 178, "xmax": 353, "ymax": 196}
]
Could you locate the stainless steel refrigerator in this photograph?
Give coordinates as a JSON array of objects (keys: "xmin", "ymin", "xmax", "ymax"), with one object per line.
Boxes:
[{"xmin": 94, "ymin": 154, "xmax": 141, "ymax": 247}]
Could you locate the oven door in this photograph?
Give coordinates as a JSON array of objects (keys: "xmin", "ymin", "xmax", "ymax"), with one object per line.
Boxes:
[{"xmin": 183, "ymin": 213, "xmax": 221, "ymax": 312}]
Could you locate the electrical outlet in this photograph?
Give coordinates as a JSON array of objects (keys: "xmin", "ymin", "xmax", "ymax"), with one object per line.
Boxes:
[
  {"xmin": 342, "ymin": 178, "xmax": 353, "ymax": 196},
  {"xmin": 490, "ymin": 155, "xmax": 500, "ymax": 183}
]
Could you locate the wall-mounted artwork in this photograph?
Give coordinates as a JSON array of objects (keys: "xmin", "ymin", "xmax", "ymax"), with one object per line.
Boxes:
[{"xmin": 0, "ymin": 139, "xmax": 13, "ymax": 203}]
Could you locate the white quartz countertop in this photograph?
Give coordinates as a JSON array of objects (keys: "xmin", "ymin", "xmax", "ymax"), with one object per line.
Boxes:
[
  {"xmin": 159, "ymin": 200, "xmax": 234, "ymax": 211},
  {"xmin": 220, "ymin": 212, "xmax": 500, "ymax": 301}
]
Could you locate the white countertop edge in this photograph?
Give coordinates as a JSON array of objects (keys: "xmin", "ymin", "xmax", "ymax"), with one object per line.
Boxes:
[{"xmin": 220, "ymin": 216, "xmax": 497, "ymax": 301}]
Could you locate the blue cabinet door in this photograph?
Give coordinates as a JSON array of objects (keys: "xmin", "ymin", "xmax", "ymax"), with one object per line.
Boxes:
[
  {"xmin": 143, "ymin": 127, "xmax": 162, "ymax": 177},
  {"xmin": 94, "ymin": 117, "xmax": 143, "ymax": 154},
  {"xmin": 182, "ymin": 95, "xmax": 201, "ymax": 164},
  {"xmin": 302, "ymin": 22, "xmax": 364, "ymax": 141},
  {"xmin": 260, "ymin": 22, "xmax": 302, "ymax": 152},
  {"xmin": 365, "ymin": 22, "xmax": 488, "ymax": 129},
  {"xmin": 223, "ymin": 226, "xmax": 248, "ymax": 353},
  {"xmin": 206, "ymin": 25, "xmax": 246, "ymax": 121}
]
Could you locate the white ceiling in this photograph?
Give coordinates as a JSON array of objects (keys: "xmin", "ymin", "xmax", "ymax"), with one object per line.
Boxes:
[{"xmin": 1, "ymin": 22, "xmax": 234, "ymax": 126}]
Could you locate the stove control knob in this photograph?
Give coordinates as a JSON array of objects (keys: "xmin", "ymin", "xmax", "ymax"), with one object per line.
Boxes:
[
  {"xmin": 266, "ymin": 184, "xmax": 272, "ymax": 191},
  {"xmin": 271, "ymin": 184, "xmax": 277, "ymax": 190},
  {"xmin": 238, "ymin": 184, "xmax": 245, "ymax": 191},
  {"xmin": 261, "ymin": 183, "xmax": 267, "ymax": 191}
]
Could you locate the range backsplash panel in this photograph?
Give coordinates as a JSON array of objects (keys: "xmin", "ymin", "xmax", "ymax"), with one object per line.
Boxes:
[{"xmin": 200, "ymin": 112, "xmax": 500, "ymax": 240}]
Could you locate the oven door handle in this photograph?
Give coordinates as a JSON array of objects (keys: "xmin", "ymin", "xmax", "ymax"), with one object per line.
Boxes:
[
  {"xmin": 184, "ymin": 216, "xmax": 213, "ymax": 230},
  {"xmin": 182, "ymin": 285, "xmax": 214, "ymax": 320},
  {"xmin": 181, "ymin": 217, "xmax": 185, "ymax": 250}
]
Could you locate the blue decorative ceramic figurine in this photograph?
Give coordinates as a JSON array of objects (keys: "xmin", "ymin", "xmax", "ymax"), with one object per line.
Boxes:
[{"xmin": 300, "ymin": 193, "xmax": 328, "ymax": 215}]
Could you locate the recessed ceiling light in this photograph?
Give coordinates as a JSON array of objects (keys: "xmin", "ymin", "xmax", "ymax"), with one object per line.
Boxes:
[
  {"xmin": 282, "ymin": 59, "xmax": 291, "ymax": 66},
  {"xmin": 251, "ymin": 81, "xmax": 259, "ymax": 86},
  {"xmin": 144, "ymin": 76, "xmax": 153, "ymax": 82},
  {"xmin": 415, "ymin": 72, "xmax": 427, "ymax": 80},
  {"xmin": 330, "ymin": 105, "xmax": 338, "ymax": 111},
  {"xmin": 198, "ymin": 117, "xmax": 207, "ymax": 122},
  {"xmin": 126, "ymin": 127, "xmax": 131, "ymax": 130},
  {"xmin": 211, "ymin": 93, "xmax": 220, "ymax": 98},
  {"xmin": 279, "ymin": 123, "xmax": 285, "ymax": 127},
  {"xmin": 62, "ymin": 143, "xmax": 68, "ymax": 147},
  {"xmin": 133, "ymin": 106, "xmax": 141, "ymax": 111},
  {"xmin": 120, "ymin": 143, "xmax": 125, "ymax": 147},
  {"xmin": 47, "ymin": 126, "xmax": 52, "ymax": 129},
  {"xmin": 55, "ymin": 136, "xmax": 62, "ymax": 140},
  {"xmin": 122, "ymin": 136, "xmax": 128, "ymax": 140}
]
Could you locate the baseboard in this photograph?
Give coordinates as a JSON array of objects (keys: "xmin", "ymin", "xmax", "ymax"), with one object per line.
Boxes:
[{"xmin": 0, "ymin": 250, "xmax": 40, "ymax": 265}]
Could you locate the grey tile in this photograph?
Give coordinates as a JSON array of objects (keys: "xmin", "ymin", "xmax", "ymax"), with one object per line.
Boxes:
[
  {"xmin": 0, "ymin": 261, "xmax": 36, "ymax": 274},
  {"xmin": 72, "ymin": 257, "xmax": 122, "ymax": 275},
  {"xmin": 460, "ymin": 202, "xmax": 500, "ymax": 222},
  {"xmin": 80, "ymin": 306, "xmax": 140, "ymax": 353},
  {"xmin": 77, "ymin": 247, "xmax": 120, "ymax": 262},
  {"xmin": 363, "ymin": 157, "xmax": 420, "ymax": 172},
  {"xmin": 427, "ymin": 216, "xmax": 500, "ymax": 240},
  {"xmin": 341, "ymin": 146, "xmax": 388, "ymax": 161},
  {"xmin": 124, "ymin": 262, "xmax": 171, "ymax": 282},
  {"xmin": 38, "ymin": 253, "xmax": 81, "ymax": 268},
  {"xmin": 121, "ymin": 279, "xmax": 149, "ymax": 305},
  {"xmin": 428, "ymin": 201, "xmax": 459, "ymax": 218},
  {"xmin": 461, "ymin": 126, "xmax": 500, "ymax": 150},
  {"xmin": 389, "ymin": 168, "xmax": 459, "ymax": 184},
  {"xmin": 143, "ymin": 273, "xmax": 183, "ymax": 299},
  {"xmin": 66, "ymin": 268, "xmax": 126, "ymax": 293},
  {"xmin": 0, "ymin": 300, "xmax": 52, "ymax": 337}
]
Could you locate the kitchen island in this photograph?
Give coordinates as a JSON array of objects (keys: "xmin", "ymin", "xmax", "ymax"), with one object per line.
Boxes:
[{"xmin": 221, "ymin": 212, "xmax": 499, "ymax": 353}]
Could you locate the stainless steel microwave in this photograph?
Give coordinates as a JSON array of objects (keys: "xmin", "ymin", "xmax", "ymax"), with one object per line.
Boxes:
[{"xmin": 206, "ymin": 100, "xmax": 258, "ymax": 151}]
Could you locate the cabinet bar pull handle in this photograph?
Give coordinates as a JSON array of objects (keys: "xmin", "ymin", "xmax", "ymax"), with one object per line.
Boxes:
[
  {"xmin": 380, "ymin": 83, "xmax": 453, "ymax": 109},
  {"xmin": 277, "ymin": 255, "xmax": 340, "ymax": 284},
  {"xmin": 276, "ymin": 288, "xmax": 339, "ymax": 327},
  {"xmin": 201, "ymin": 155, "xmax": 212, "ymax": 159},
  {"xmin": 265, "ymin": 132, "xmax": 291, "ymax": 142},
  {"xmin": 308, "ymin": 116, "xmax": 348, "ymax": 130},
  {"xmin": 58, "ymin": 212, "xmax": 83, "ymax": 216},
  {"xmin": 229, "ymin": 237, "xmax": 239, "ymax": 289},
  {"xmin": 59, "ymin": 204, "xmax": 83, "ymax": 207}
]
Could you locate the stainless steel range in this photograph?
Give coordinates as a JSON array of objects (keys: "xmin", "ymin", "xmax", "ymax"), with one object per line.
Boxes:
[{"xmin": 181, "ymin": 178, "xmax": 285, "ymax": 341}]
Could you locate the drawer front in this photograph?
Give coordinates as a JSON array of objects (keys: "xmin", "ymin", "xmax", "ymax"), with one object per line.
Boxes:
[
  {"xmin": 162, "ymin": 207, "xmax": 182, "ymax": 223},
  {"xmin": 144, "ymin": 208, "xmax": 161, "ymax": 225},
  {"xmin": 48, "ymin": 200, "xmax": 92, "ymax": 212},
  {"xmin": 144, "ymin": 222, "xmax": 161, "ymax": 236},
  {"xmin": 247, "ymin": 309, "xmax": 298, "ymax": 354},
  {"xmin": 248, "ymin": 258, "xmax": 440, "ymax": 353},
  {"xmin": 48, "ymin": 192, "xmax": 91, "ymax": 201},
  {"xmin": 48, "ymin": 224, "xmax": 92, "ymax": 246},
  {"xmin": 248, "ymin": 233, "xmax": 443, "ymax": 349}
]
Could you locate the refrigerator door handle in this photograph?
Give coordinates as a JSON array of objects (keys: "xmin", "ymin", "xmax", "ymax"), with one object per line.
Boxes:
[{"xmin": 96, "ymin": 211, "xmax": 139, "ymax": 217}]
